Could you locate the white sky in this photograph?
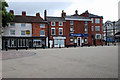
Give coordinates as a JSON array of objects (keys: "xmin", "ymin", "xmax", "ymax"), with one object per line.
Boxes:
[{"xmin": 5, "ymin": 0, "xmax": 120, "ymax": 23}]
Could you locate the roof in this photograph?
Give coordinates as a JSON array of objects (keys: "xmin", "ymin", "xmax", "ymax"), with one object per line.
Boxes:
[
  {"xmin": 89, "ymin": 13, "xmax": 103, "ymax": 18},
  {"xmin": 10, "ymin": 15, "xmax": 45, "ymax": 23},
  {"xmin": 65, "ymin": 15, "xmax": 90, "ymax": 19},
  {"xmin": 80, "ymin": 10, "xmax": 103, "ymax": 18},
  {"xmin": 65, "ymin": 15, "xmax": 91, "ymax": 21},
  {"xmin": 47, "ymin": 16, "xmax": 66, "ymax": 22}
]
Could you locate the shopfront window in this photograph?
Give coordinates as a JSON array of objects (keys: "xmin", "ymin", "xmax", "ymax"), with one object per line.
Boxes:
[
  {"xmin": 33, "ymin": 39, "xmax": 42, "ymax": 47},
  {"xmin": 84, "ymin": 38, "xmax": 88, "ymax": 44},
  {"xmin": 70, "ymin": 37, "xmax": 74, "ymax": 43}
]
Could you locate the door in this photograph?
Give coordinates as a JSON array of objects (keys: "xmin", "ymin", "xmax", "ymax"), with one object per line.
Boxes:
[
  {"xmin": 77, "ymin": 37, "xmax": 82, "ymax": 46},
  {"xmin": 78, "ymin": 38, "xmax": 80, "ymax": 46}
]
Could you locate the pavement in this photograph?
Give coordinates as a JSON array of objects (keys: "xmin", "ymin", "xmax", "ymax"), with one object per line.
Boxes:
[{"xmin": 2, "ymin": 46, "xmax": 118, "ymax": 78}]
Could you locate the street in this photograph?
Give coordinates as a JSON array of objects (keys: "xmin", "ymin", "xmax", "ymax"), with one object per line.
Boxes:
[{"xmin": 2, "ymin": 46, "xmax": 118, "ymax": 78}]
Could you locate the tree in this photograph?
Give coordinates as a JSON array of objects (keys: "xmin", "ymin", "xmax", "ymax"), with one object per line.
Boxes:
[
  {"xmin": 1, "ymin": 1, "xmax": 14, "ymax": 27},
  {"xmin": 0, "ymin": 0, "xmax": 14, "ymax": 35}
]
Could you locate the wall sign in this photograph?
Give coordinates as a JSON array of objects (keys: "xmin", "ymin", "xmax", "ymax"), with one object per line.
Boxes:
[
  {"xmin": 70, "ymin": 34, "xmax": 88, "ymax": 37},
  {"xmin": 26, "ymin": 30, "xmax": 30, "ymax": 34}
]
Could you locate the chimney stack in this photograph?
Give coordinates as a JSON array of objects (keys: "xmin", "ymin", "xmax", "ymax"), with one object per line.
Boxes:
[
  {"xmin": 44, "ymin": 10, "xmax": 47, "ymax": 21},
  {"xmin": 75, "ymin": 10, "xmax": 78, "ymax": 15},
  {"xmin": 10, "ymin": 10, "xmax": 14, "ymax": 15},
  {"xmin": 36, "ymin": 13, "xmax": 40, "ymax": 17},
  {"xmin": 22, "ymin": 11, "xmax": 26, "ymax": 16},
  {"xmin": 61, "ymin": 10, "xmax": 66, "ymax": 17}
]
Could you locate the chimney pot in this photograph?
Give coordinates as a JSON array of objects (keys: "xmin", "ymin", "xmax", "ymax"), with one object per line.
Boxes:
[{"xmin": 36, "ymin": 13, "xmax": 40, "ymax": 17}]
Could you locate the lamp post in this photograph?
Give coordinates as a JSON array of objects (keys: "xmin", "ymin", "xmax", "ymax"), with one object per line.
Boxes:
[{"xmin": 105, "ymin": 25, "xmax": 107, "ymax": 45}]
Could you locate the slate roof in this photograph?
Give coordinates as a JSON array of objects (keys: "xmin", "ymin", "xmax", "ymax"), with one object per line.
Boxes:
[
  {"xmin": 89, "ymin": 13, "xmax": 103, "ymax": 18},
  {"xmin": 47, "ymin": 16, "xmax": 66, "ymax": 22},
  {"xmin": 10, "ymin": 15, "xmax": 45, "ymax": 23},
  {"xmin": 80, "ymin": 10, "xmax": 103, "ymax": 18},
  {"xmin": 65, "ymin": 15, "xmax": 90, "ymax": 19}
]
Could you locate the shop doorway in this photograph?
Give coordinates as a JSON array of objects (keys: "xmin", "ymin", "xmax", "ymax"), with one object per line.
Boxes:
[{"xmin": 77, "ymin": 37, "xmax": 82, "ymax": 46}]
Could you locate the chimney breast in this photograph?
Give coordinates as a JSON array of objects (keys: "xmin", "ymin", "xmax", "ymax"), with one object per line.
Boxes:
[
  {"xmin": 61, "ymin": 10, "xmax": 66, "ymax": 17},
  {"xmin": 36, "ymin": 13, "xmax": 40, "ymax": 17},
  {"xmin": 22, "ymin": 11, "xmax": 26, "ymax": 16},
  {"xmin": 44, "ymin": 10, "xmax": 47, "ymax": 21}
]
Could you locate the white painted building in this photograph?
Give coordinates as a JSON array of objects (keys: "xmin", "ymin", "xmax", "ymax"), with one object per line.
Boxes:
[{"xmin": 3, "ymin": 23, "xmax": 32, "ymax": 37}]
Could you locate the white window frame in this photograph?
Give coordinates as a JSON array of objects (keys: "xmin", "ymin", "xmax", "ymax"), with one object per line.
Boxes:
[
  {"xmin": 59, "ymin": 22, "xmax": 63, "ymax": 26},
  {"xmin": 10, "ymin": 23, "xmax": 15, "ymax": 27},
  {"xmin": 51, "ymin": 22, "xmax": 55, "ymax": 26},
  {"xmin": 95, "ymin": 26, "xmax": 100, "ymax": 31},
  {"xmin": 21, "ymin": 30, "xmax": 26, "ymax": 35},
  {"xmin": 95, "ymin": 34, "xmax": 101, "ymax": 39},
  {"xmin": 59, "ymin": 28, "xmax": 63, "ymax": 35},
  {"xmin": 10, "ymin": 30, "xmax": 15, "ymax": 35},
  {"xmin": 95, "ymin": 18, "xmax": 100, "ymax": 23},
  {"xmin": 70, "ymin": 26, "xmax": 74, "ymax": 33},
  {"xmin": 85, "ymin": 21, "xmax": 87, "ymax": 25},
  {"xmin": 40, "ymin": 30, "xmax": 45, "ymax": 36},
  {"xmin": 21, "ymin": 23, "xmax": 26, "ymax": 27},
  {"xmin": 51, "ymin": 28, "xmax": 55, "ymax": 35},
  {"xmin": 40, "ymin": 24, "xmax": 45, "ymax": 28}
]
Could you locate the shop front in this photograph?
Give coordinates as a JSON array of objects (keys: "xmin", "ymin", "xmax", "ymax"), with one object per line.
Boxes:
[
  {"xmin": 53, "ymin": 36, "xmax": 66, "ymax": 48},
  {"xmin": 70, "ymin": 34, "xmax": 88, "ymax": 46},
  {"xmin": 2, "ymin": 36, "xmax": 46, "ymax": 50}
]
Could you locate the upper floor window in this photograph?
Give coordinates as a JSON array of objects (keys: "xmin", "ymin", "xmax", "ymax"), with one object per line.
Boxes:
[
  {"xmin": 10, "ymin": 30, "xmax": 15, "ymax": 35},
  {"xmin": 59, "ymin": 28, "xmax": 63, "ymax": 35},
  {"xmin": 91, "ymin": 18, "xmax": 94, "ymax": 23},
  {"xmin": 70, "ymin": 26, "xmax": 74, "ymax": 33},
  {"xmin": 59, "ymin": 22, "xmax": 63, "ymax": 26},
  {"xmin": 84, "ymin": 27, "xmax": 88, "ymax": 34},
  {"xmin": 10, "ymin": 23, "xmax": 15, "ymax": 27},
  {"xmin": 51, "ymin": 22, "xmax": 55, "ymax": 26},
  {"xmin": 85, "ymin": 21, "xmax": 87, "ymax": 25},
  {"xmin": 51, "ymin": 28, "xmax": 55, "ymax": 35},
  {"xmin": 21, "ymin": 23, "xmax": 26, "ymax": 27},
  {"xmin": 40, "ymin": 24, "xmax": 45, "ymax": 28},
  {"xmin": 21, "ymin": 30, "xmax": 26, "ymax": 35},
  {"xmin": 95, "ymin": 34, "xmax": 101, "ymax": 39},
  {"xmin": 40, "ymin": 30, "xmax": 45, "ymax": 36},
  {"xmin": 95, "ymin": 18, "xmax": 100, "ymax": 23},
  {"xmin": 70, "ymin": 21, "xmax": 73, "ymax": 25},
  {"xmin": 95, "ymin": 26, "xmax": 100, "ymax": 31},
  {"xmin": 91, "ymin": 26, "xmax": 94, "ymax": 31}
]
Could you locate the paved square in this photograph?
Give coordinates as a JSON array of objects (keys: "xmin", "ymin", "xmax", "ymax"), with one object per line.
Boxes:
[{"xmin": 2, "ymin": 46, "xmax": 118, "ymax": 78}]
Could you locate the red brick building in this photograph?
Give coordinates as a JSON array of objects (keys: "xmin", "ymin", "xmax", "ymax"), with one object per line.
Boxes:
[
  {"xmin": 45, "ymin": 10, "xmax": 103, "ymax": 47},
  {"xmin": 80, "ymin": 10, "xmax": 103, "ymax": 46}
]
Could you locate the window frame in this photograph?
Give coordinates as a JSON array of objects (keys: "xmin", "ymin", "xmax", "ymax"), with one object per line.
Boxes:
[
  {"xmin": 91, "ymin": 26, "xmax": 94, "ymax": 31},
  {"xmin": 59, "ymin": 28, "xmax": 63, "ymax": 35},
  {"xmin": 21, "ymin": 23, "xmax": 26, "ymax": 27},
  {"xmin": 59, "ymin": 22, "xmax": 63, "ymax": 26},
  {"xmin": 40, "ymin": 30, "xmax": 45, "ymax": 36},
  {"xmin": 70, "ymin": 26, "xmax": 74, "ymax": 33},
  {"xmin": 95, "ymin": 34, "xmax": 101, "ymax": 39},
  {"xmin": 21, "ymin": 30, "xmax": 26, "ymax": 35},
  {"xmin": 95, "ymin": 26, "xmax": 100, "ymax": 31},
  {"xmin": 10, "ymin": 30, "xmax": 15, "ymax": 35},
  {"xmin": 91, "ymin": 18, "xmax": 94, "ymax": 23},
  {"xmin": 70, "ymin": 21, "xmax": 73, "ymax": 25},
  {"xmin": 51, "ymin": 28, "xmax": 55, "ymax": 35},
  {"xmin": 10, "ymin": 23, "xmax": 15, "ymax": 27},
  {"xmin": 51, "ymin": 22, "xmax": 55, "ymax": 26},
  {"xmin": 95, "ymin": 18, "xmax": 100, "ymax": 23},
  {"xmin": 40, "ymin": 24, "xmax": 45, "ymax": 28}
]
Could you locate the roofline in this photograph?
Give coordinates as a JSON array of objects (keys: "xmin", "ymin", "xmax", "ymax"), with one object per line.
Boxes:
[{"xmin": 65, "ymin": 18, "xmax": 91, "ymax": 21}]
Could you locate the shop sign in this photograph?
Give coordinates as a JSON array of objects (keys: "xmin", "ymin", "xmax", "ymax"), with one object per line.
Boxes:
[{"xmin": 70, "ymin": 34, "xmax": 88, "ymax": 37}]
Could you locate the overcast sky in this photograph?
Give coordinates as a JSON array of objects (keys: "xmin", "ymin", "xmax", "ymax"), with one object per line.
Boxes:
[{"xmin": 6, "ymin": 0, "xmax": 120, "ymax": 23}]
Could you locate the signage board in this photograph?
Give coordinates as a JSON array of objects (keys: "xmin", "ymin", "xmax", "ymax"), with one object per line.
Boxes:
[{"xmin": 70, "ymin": 34, "xmax": 88, "ymax": 37}]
